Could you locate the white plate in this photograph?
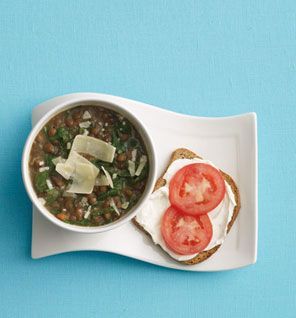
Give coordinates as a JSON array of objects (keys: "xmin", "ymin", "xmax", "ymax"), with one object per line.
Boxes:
[{"xmin": 31, "ymin": 93, "xmax": 257, "ymax": 271}]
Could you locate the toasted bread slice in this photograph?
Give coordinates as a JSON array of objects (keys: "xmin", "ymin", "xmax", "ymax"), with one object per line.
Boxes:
[{"xmin": 133, "ymin": 148, "xmax": 241, "ymax": 265}]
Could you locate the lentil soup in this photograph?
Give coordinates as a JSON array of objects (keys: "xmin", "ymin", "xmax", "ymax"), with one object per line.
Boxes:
[{"xmin": 29, "ymin": 105, "xmax": 149, "ymax": 226}]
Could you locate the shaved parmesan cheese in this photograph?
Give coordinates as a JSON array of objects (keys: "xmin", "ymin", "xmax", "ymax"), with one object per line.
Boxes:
[
  {"xmin": 83, "ymin": 129, "xmax": 89, "ymax": 136},
  {"xmin": 121, "ymin": 202, "xmax": 129, "ymax": 209},
  {"xmin": 39, "ymin": 166, "xmax": 49, "ymax": 172},
  {"xmin": 52, "ymin": 156, "xmax": 66, "ymax": 166},
  {"xmin": 84, "ymin": 206, "xmax": 92, "ymax": 219},
  {"xmin": 110, "ymin": 198, "xmax": 120, "ymax": 215},
  {"xmin": 63, "ymin": 192, "xmax": 77, "ymax": 198},
  {"xmin": 66, "ymin": 163, "xmax": 97, "ymax": 194},
  {"xmin": 38, "ymin": 197, "xmax": 46, "ymax": 205},
  {"xmin": 82, "ymin": 111, "xmax": 91, "ymax": 120},
  {"xmin": 79, "ymin": 121, "xmax": 91, "ymax": 129},
  {"xmin": 135, "ymin": 155, "xmax": 147, "ymax": 176},
  {"xmin": 68, "ymin": 151, "xmax": 99, "ymax": 175},
  {"xmin": 56, "ymin": 151, "xmax": 99, "ymax": 180},
  {"xmin": 46, "ymin": 179, "xmax": 53, "ymax": 190},
  {"xmin": 128, "ymin": 160, "xmax": 136, "ymax": 177},
  {"xmin": 112, "ymin": 173, "xmax": 117, "ymax": 180},
  {"xmin": 101, "ymin": 166, "xmax": 113, "ymax": 188},
  {"xmin": 56, "ymin": 151, "xmax": 99, "ymax": 194},
  {"xmin": 131, "ymin": 149, "xmax": 137, "ymax": 162},
  {"xmin": 71, "ymin": 135, "xmax": 116, "ymax": 163},
  {"xmin": 39, "ymin": 161, "xmax": 45, "ymax": 166},
  {"xmin": 56, "ymin": 163, "xmax": 74, "ymax": 180},
  {"xmin": 66, "ymin": 142, "xmax": 71, "ymax": 150},
  {"xmin": 95, "ymin": 175, "xmax": 109, "ymax": 186}
]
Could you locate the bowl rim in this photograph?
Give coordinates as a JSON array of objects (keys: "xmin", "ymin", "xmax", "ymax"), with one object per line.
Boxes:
[{"xmin": 22, "ymin": 97, "xmax": 157, "ymax": 233}]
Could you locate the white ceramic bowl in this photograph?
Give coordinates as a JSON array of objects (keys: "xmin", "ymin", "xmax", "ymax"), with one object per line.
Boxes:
[{"xmin": 22, "ymin": 98, "xmax": 157, "ymax": 233}]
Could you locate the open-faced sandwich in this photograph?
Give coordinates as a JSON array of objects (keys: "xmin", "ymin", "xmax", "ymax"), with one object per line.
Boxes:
[{"xmin": 134, "ymin": 148, "xmax": 240, "ymax": 265}]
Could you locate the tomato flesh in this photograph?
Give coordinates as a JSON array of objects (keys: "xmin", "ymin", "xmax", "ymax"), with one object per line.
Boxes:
[
  {"xmin": 161, "ymin": 206, "xmax": 213, "ymax": 255},
  {"xmin": 169, "ymin": 163, "xmax": 226, "ymax": 216}
]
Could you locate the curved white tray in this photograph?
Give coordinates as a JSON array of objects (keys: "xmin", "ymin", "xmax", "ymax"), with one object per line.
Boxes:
[{"xmin": 31, "ymin": 93, "xmax": 257, "ymax": 271}]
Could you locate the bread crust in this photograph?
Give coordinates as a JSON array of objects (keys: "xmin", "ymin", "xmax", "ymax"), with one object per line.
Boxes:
[{"xmin": 133, "ymin": 148, "xmax": 241, "ymax": 265}]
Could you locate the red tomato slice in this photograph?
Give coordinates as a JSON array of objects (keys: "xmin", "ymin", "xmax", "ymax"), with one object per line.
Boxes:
[
  {"xmin": 161, "ymin": 206, "xmax": 213, "ymax": 255},
  {"xmin": 169, "ymin": 163, "xmax": 226, "ymax": 216}
]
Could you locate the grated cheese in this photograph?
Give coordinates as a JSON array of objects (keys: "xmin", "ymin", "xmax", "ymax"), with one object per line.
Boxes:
[
  {"xmin": 131, "ymin": 149, "xmax": 137, "ymax": 162},
  {"xmin": 101, "ymin": 166, "xmax": 113, "ymax": 188},
  {"xmin": 128, "ymin": 160, "xmax": 136, "ymax": 177},
  {"xmin": 46, "ymin": 179, "xmax": 53, "ymax": 190},
  {"xmin": 135, "ymin": 155, "xmax": 147, "ymax": 176},
  {"xmin": 39, "ymin": 166, "xmax": 49, "ymax": 172},
  {"xmin": 121, "ymin": 202, "xmax": 129, "ymax": 209},
  {"xmin": 79, "ymin": 121, "xmax": 91, "ymax": 129},
  {"xmin": 110, "ymin": 198, "xmax": 120, "ymax": 215},
  {"xmin": 82, "ymin": 111, "xmax": 91, "ymax": 120},
  {"xmin": 84, "ymin": 206, "xmax": 92, "ymax": 219}
]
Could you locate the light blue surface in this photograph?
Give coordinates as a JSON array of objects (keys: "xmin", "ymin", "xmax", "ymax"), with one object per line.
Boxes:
[{"xmin": 0, "ymin": 1, "xmax": 295, "ymax": 317}]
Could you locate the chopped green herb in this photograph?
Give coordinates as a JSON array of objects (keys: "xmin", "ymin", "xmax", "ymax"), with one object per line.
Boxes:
[
  {"xmin": 49, "ymin": 127, "xmax": 71, "ymax": 144},
  {"xmin": 111, "ymin": 131, "xmax": 126, "ymax": 152},
  {"xmin": 117, "ymin": 170, "xmax": 131, "ymax": 178},
  {"xmin": 49, "ymin": 208, "xmax": 60, "ymax": 215},
  {"xmin": 34, "ymin": 171, "xmax": 49, "ymax": 192},
  {"xmin": 46, "ymin": 188, "xmax": 60, "ymax": 204},
  {"xmin": 113, "ymin": 177, "xmax": 126, "ymax": 189},
  {"xmin": 128, "ymin": 164, "xmax": 149, "ymax": 184},
  {"xmin": 44, "ymin": 154, "xmax": 55, "ymax": 170},
  {"xmin": 69, "ymin": 219, "xmax": 91, "ymax": 226},
  {"xmin": 57, "ymin": 127, "xmax": 71, "ymax": 144},
  {"xmin": 127, "ymin": 137, "xmax": 139, "ymax": 148},
  {"xmin": 117, "ymin": 121, "xmax": 131, "ymax": 134},
  {"xmin": 97, "ymin": 188, "xmax": 118, "ymax": 201}
]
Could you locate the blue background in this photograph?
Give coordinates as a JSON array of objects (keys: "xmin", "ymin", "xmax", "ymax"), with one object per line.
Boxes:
[{"xmin": 0, "ymin": 1, "xmax": 295, "ymax": 317}]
